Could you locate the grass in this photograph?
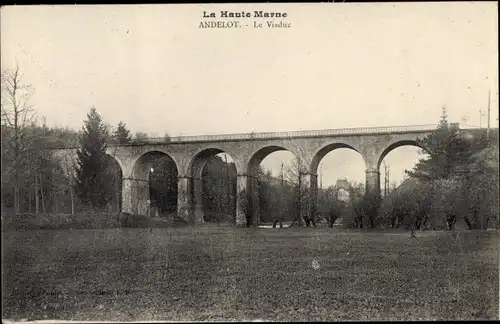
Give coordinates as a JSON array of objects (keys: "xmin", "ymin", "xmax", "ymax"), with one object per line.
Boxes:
[{"xmin": 2, "ymin": 225, "xmax": 499, "ymax": 321}]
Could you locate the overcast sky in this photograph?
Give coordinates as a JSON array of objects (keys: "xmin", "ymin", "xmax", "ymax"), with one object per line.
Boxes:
[{"xmin": 1, "ymin": 3, "xmax": 498, "ymax": 187}]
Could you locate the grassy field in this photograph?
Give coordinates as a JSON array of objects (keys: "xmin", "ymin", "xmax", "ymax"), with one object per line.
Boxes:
[{"xmin": 2, "ymin": 226, "xmax": 499, "ymax": 321}]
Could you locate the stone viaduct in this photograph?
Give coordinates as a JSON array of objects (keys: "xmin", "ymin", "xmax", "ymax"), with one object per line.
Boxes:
[{"xmin": 50, "ymin": 124, "xmax": 455, "ymax": 227}]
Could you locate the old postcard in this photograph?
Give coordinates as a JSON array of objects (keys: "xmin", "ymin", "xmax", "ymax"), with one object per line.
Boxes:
[{"xmin": 1, "ymin": 2, "xmax": 499, "ymax": 322}]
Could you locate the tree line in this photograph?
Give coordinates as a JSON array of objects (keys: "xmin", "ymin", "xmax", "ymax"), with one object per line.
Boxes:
[{"xmin": 1, "ymin": 65, "xmax": 498, "ymax": 230}]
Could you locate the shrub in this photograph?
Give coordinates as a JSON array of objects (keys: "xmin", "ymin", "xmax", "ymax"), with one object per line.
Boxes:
[{"xmin": 1, "ymin": 212, "xmax": 185, "ymax": 232}]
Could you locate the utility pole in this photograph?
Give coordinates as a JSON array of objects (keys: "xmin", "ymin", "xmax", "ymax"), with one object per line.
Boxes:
[
  {"xmin": 487, "ymin": 89, "xmax": 491, "ymax": 142},
  {"xmin": 479, "ymin": 109, "xmax": 483, "ymax": 128},
  {"xmin": 267, "ymin": 170, "xmax": 271, "ymax": 223},
  {"xmin": 280, "ymin": 163, "xmax": 284, "ymax": 222},
  {"xmin": 224, "ymin": 154, "xmax": 231, "ymax": 220}
]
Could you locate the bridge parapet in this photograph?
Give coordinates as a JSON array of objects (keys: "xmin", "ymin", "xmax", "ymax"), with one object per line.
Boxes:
[
  {"xmin": 131, "ymin": 124, "xmax": 443, "ymax": 145},
  {"xmin": 42, "ymin": 123, "xmax": 482, "ymax": 149}
]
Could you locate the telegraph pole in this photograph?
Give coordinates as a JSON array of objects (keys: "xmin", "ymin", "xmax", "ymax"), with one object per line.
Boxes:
[
  {"xmin": 280, "ymin": 163, "xmax": 284, "ymax": 223},
  {"xmin": 487, "ymin": 89, "xmax": 491, "ymax": 142},
  {"xmin": 224, "ymin": 154, "xmax": 231, "ymax": 220}
]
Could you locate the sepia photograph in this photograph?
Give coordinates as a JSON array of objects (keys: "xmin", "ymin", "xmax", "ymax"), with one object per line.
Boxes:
[{"xmin": 1, "ymin": 2, "xmax": 499, "ymax": 322}]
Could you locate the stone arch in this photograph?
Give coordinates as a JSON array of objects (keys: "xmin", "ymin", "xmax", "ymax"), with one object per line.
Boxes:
[
  {"xmin": 105, "ymin": 153, "xmax": 124, "ymax": 213},
  {"xmin": 248, "ymin": 145, "xmax": 297, "ymax": 175},
  {"xmin": 105, "ymin": 147, "xmax": 126, "ymax": 177},
  {"xmin": 310, "ymin": 143, "xmax": 365, "ymax": 175},
  {"xmin": 246, "ymin": 145, "xmax": 302, "ymax": 226},
  {"xmin": 106, "ymin": 153, "xmax": 124, "ymax": 176},
  {"xmin": 131, "ymin": 150, "xmax": 179, "ymax": 180},
  {"xmin": 377, "ymin": 139, "xmax": 429, "ymax": 171},
  {"xmin": 309, "ymin": 143, "xmax": 366, "ymax": 226},
  {"xmin": 188, "ymin": 147, "xmax": 239, "ymax": 178},
  {"xmin": 187, "ymin": 148, "xmax": 238, "ymax": 224},
  {"xmin": 123, "ymin": 150, "xmax": 179, "ymax": 216}
]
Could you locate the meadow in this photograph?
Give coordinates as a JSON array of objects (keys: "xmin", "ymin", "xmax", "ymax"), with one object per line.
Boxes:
[{"xmin": 2, "ymin": 225, "xmax": 499, "ymax": 321}]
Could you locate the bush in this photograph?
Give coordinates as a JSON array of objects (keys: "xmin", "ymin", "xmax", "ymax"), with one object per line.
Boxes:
[{"xmin": 1, "ymin": 212, "xmax": 186, "ymax": 232}]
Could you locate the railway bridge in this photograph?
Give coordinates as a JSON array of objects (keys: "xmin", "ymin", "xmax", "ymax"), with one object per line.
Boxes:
[{"xmin": 51, "ymin": 123, "xmax": 461, "ymax": 226}]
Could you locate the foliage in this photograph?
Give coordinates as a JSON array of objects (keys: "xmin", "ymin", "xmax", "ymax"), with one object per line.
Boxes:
[
  {"xmin": 1, "ymin": 65, "xmax": 37, "ymax": 213},
  {"xmin": 317, "ymin": 186, "xmax": 345, "ymax": 227},
  {"xmin": 133, "ymin": 132, "xmax": 149, "ymax": 144},
  {"xmin": 363, "ymin": 193, "xmax": 382, "ymax": 228},
  {"xmin": 112, "ymin": 121, "xmax": 132, "ymax": 144},
  {"xmin": 148, "ymin": 157, "xmax": 178, "ymax": 216},
  {"xmin": 257, "ymin": 167, "xmax": 296, "ymax": 223},
  {"xmin": 74, "ymin": 107, "xmax": 114, "ymax": 211},
  {"xmin": 202, "ymin": 155, "xmax": 237, "ymax": 223},
  {"xmin": 378, "ymin": 107, "xmax": 499, "ymax": 232},
  {"xmin": 379, "ymin": 178, "xmax": 417, "ymax": 228},
  {"xmin": 455, "ymin": 144, "xmax": 500, "ymax": 229},
  {"xmin": 347, "ymin": 182, "xmax": 365, "ymax": 228},
  {"xmin": 1, "ymin": 212, "xmax": 177, "ymax": 231},
  {"xmin": 407, "ymin": 106, "xmax": 488, "ymax": 181},
  {"xmin": 281, "ymin": 157, "xmax": 314, "ymax": 227}
]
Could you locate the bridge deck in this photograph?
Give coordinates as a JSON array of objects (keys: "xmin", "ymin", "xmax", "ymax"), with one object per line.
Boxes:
[
  {"xmin": 126, "ymin": 124, "xmax": 448, "ymax": 145},
  {"xmin": 44, "ymin": 123, "xmax": 487, "ymax": 149}
]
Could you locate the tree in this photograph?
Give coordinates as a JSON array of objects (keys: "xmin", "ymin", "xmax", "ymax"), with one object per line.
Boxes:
[
  {"xmin": 347, "ymin": 182, "xmax": 365, "ymax": 228},
  {"xmin": 407, "ymin": 106, "xmax": 461, "ymax": 181},
  {"xmin": 201, "ymin": 155, "xmax": 236, "ymax": 223},
  {"xmin": 282, "ymin": 158, "xmax": 311, "ymax": 227},
  {"xmin": 379, "ymin": 178, "xmax": 420, "ymax": 229},
  {"xmin": 1, "ymin": 65, "xmax": 37, "ymax": 214},
  {"xmin": 57, "ymin": 149, "xmax": 78, "ymax": 214},
  {"xmin": 74, "ymin": 107, "xmax": 113, "ymax": 211},
  {"xmin": 433, "ymin": 177, "xmax": 464, "ymax": 230},
  {"xmin": 407, "ymin": 106, "xmax": 487, "ymax": 181},
  {"xmin": 149, "ymin": 157, "xmax": 178, "ymax": 216},
  {"xmin": 382, "ymin": 161, "xmax": 391, "ymax": 197},
  {"xmin": 318, "ymin": 186, "xmax": 345, "ymax": 227},
  {"xmin": 133, "ymin": 132, "xmax": 149, "ymax": 144},
  {"xmin": 42, "ymin": 126, "xmax": 82, "ymax": 214},
  {"xmin": 401, "ymin": 106, "xmax": 494, "ymax": 233},
  {"xmin": 462, "ymin": 145, "xmax": 499, "ymax": 229},
  {"xmin": 257, "ymin": 172, "xmax": 274, "ymax": 223},
  {"xmin": 363, "ymin": 192, "xmax": 382, "ymax": 228},
  {"xmin": 113, "ymin": 121, "xmax": 132, "ymax": 144},
  {"xmin": 409, "ymin": 182, "xmax": 433, "ymax": 236}
]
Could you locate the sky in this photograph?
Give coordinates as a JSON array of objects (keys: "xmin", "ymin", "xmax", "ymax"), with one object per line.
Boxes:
[{"xmin": 1, "ymin": 3, "xmax": 498, "ymax": 187}]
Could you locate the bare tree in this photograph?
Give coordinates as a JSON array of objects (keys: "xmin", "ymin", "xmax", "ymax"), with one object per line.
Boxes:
[
  {"xmin": 1, "ymin": 64, "xmax": 37, "ymax": 214},
  {"xmin": 318, "ymin": 185, "xmax": 345, "ymax": 227},
  {"xmin": 58, "ymin": 150, "xmax": 78, "ymax": 215},
  {"xmin": 282, "ymin": 157, "xmax": 313, "ymax": 227},
  {"xmin": 390, "ymin": 183, "xmax": 417, "ymax": 229},
  {"xmin": 345, "ymin": 181, "xmax": 364, "ymax": 227},
  {"xmin": 383, "ymin": 161, "xmax": 390, "ymax": 197}
]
